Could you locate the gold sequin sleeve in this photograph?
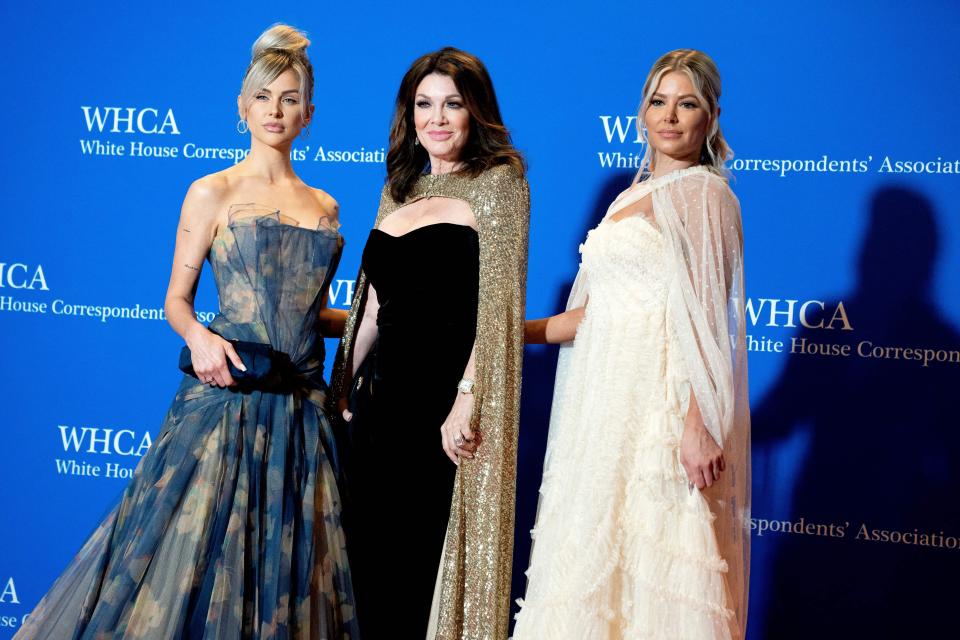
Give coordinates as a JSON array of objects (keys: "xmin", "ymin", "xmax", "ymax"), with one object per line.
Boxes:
[{"xmin": 435, "ymin": 165, "xmax": 529, "ymax": 640}]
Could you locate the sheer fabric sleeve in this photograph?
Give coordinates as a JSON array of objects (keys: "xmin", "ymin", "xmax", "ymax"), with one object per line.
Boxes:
[
  {"xmin": 653, "ymin": 172, "xmax": 751, "ymax": 632},
  {"xmin": 653, "ymin": 173, "xmax": 744, "ymax": 447}
]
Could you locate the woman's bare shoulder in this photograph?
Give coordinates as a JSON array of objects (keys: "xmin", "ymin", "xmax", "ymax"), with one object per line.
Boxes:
[
  {"xmin": 181, "ymin": 172, "xmax": 234, "ymax": 226},
  {"xmin": 308, "ymin": 186, "xmax": 340, "ymax": 224}
]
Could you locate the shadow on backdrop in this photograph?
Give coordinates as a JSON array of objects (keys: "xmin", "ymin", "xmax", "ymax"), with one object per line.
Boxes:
[
  {"xmin": 751, "ymin": 186, "xmax": 960, "ymax": 638},
  {"xmin": 510, "ymin": 171, "xmax": 634, "ymax": 628}
]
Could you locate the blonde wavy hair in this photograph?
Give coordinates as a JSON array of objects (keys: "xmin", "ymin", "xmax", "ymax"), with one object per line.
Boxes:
[{"xmin": 636, "ymin": 49, "xmax": 732, "ymax": 179}]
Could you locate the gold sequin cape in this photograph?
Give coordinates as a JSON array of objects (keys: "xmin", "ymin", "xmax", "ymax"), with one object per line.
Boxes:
[{"xmin": 332, "ymin": 164, "xmax": 530, "ymax": 639}]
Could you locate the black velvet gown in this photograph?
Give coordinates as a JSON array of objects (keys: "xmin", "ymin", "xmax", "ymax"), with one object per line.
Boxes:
[{"xmin": 346, "ymin": 222, "xmax": 479, "ymax": 637}]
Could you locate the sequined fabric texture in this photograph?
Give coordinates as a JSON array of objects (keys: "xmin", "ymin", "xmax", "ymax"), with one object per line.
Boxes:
[{"xmin": 333, "ymin": 165, "xmax": 530, "ymax": 639}]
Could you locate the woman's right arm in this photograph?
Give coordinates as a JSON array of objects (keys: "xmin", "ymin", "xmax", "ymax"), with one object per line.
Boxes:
[
  {"xmin": 340, "ymin": 283, "xmax": 380, "ymax": 420},
  {"xmin": 524, "ymin": 305, "xmax": 585, "ymax": 344},
  {"xmin": 163, "ymin": 180, "xmax": 245, "ymax": 387},
  {"xmin": 350, "ymin": 284, "xmax": 380, "ymax": 375}
]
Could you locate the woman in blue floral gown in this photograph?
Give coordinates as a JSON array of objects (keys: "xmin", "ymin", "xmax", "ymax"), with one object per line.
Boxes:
[{"xmin": 15, "ymin": 25, "xmax": 357, "ymax": 639}]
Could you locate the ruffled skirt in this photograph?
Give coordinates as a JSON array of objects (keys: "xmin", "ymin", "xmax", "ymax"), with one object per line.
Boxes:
[{"xmin": 513, "ymin": 306, "xmax": 738, "ymax": 639}]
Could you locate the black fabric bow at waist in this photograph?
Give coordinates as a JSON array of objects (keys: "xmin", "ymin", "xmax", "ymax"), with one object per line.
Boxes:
[{"xmin": 178, "ymin": 339, "xmax": 324, "ymax": 394}]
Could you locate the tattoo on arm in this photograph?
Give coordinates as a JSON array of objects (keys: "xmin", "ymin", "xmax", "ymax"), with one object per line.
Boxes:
[
  {"xmin": 182, "ymin": 227, "xmax": 191, "ymax": 233},
  {"xmin": 184, "ymin": 264, "xmax": 200, "ymax": 271}
]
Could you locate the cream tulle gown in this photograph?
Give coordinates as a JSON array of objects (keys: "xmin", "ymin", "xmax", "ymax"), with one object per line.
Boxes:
[{"xmin": 514, "ymin": 166, "xmax": 750, "ymax": 639}]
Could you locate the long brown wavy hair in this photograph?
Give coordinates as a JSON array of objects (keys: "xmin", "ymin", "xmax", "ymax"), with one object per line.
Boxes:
[{"xmin": 386, "ymin": 47, "xmax": 525, "ymax": 203}]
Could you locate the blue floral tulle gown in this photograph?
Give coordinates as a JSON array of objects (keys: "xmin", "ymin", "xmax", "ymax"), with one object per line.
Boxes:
[{"xmin": 15, "ymin": 209, "xmax": 358, "ymax": 639}]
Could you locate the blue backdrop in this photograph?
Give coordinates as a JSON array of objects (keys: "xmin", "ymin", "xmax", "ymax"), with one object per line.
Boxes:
[{"xmin": 2, "ymin": 1, "xmax": 959, "ymax": 637}]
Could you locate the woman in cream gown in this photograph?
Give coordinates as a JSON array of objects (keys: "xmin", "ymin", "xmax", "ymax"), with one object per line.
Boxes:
[{"xmin": 514, "ymin": 50, "xmax": 750, "ymax": 639}]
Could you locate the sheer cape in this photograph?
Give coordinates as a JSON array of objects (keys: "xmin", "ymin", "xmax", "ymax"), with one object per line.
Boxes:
[
  {"xmin": 552, "ymin": 165, "xmax": 751, "ymax": 631},
  {"xmin": 333, "ymin": 164, "xmax": 530, "ymax": 639}
]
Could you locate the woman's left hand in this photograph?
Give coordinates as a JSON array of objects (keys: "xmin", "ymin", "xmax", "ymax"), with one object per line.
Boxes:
[
  {"xmin": 680, "ymin": 419, "xmax": 725, "ymax": 490},
  {"xmin": 440, "ymin": 393, "xmax": 480, "ymax": 465}
]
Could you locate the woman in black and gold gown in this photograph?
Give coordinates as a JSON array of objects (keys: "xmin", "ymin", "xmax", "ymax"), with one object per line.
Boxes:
[
  {"xmin": 333, "ymin": 48, "xmax": 529, "ymax": 639},
  {"xmin": 348, "ymin": 221, "xmax": 479, "ymax": 631}
]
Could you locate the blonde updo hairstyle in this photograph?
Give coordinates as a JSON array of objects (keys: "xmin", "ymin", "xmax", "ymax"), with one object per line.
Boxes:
[
  {"xmin": 637, "ymin": 49, "xmax": 732, "ymax": 178},
  {"xmin": 239, "ymin": 24, "xmax": 314, "ymax": 125}
]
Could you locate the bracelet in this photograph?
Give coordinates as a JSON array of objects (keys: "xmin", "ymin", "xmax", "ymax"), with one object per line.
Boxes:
[{"xmin": 457, "ymin": 378, "xmax": 475, "ymax": 394}]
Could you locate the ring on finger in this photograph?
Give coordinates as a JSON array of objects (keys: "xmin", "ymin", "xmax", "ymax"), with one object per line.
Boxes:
[{"xmin": 454, "ymin": 434, "xmax": 464, "ymax": 447}]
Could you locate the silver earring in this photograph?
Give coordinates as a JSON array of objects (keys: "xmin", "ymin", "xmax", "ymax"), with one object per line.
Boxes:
[
  {"xmin": 237, "ymin": 120, "xmax": 248, "ymax": 134},
  {"xmin": 414, "ymin": 137, "xmax": 420, "ymax": 147}
]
